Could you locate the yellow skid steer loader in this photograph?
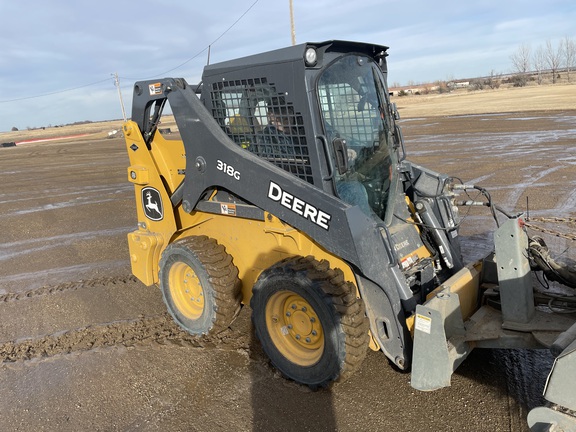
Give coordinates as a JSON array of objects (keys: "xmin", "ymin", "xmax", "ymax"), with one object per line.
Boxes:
[{"xmin": 123, "ymin": 41, "xmax": 576, "ymax": 430}]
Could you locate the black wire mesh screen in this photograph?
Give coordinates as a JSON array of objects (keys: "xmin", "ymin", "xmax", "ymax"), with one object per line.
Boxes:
[{"xmin": 210, "ymin": 78, "xmax": 313, "ymax": 184}]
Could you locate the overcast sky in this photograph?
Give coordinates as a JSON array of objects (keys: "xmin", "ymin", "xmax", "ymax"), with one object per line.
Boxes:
[{"xmin": 1, "ymin": 0, "xmax": 574, "ymax": 131}]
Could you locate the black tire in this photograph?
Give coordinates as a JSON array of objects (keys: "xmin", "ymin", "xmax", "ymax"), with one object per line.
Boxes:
[
  {"xmin": 251, "ymin": 256, "xmax": 369, "ymax": 388},
  {"xmin": 159, "ymin": 235, "xmax": 241, "ymax": 335}
]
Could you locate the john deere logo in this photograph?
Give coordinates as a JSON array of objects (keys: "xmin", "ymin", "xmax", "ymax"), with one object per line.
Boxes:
[{"xmin": 142, "ymin": 187, "xmax": 163, "ymax": 221}]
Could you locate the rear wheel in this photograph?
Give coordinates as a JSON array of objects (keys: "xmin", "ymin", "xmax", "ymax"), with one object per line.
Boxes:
[
  {"xmin": 159, "ymin": 235, "xmax": 241, "ymax": 335},
  {"xmin": 251, "ymin": 256, "xmax": 369, "ymax": 388}
]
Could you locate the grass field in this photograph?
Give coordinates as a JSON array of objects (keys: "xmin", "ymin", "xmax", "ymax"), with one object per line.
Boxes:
[
  {"xmin": 1, "ymin": 83, "xmax": 575, "ymax": 143},
  {"xmin": 393, "ymin": 82, "xmax": 576, "ymax": 118},
  {"xmin": 0, "ymin": 120, "xmax": 126, "ymax": 144}
]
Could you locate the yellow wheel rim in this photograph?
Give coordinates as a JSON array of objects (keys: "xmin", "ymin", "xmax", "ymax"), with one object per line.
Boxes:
[
  {"xmin": 265, "ymin": 290, "xmax": 324, "ymax": 366},
  {"xmin": 168, "ymin": 262, "xmax": 204, "ymax": 320}
]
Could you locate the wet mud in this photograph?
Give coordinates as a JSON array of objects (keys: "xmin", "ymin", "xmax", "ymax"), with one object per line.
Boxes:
[{"xmin": 0, "ymin": 111, "xmax": 574, "ymax": 431}]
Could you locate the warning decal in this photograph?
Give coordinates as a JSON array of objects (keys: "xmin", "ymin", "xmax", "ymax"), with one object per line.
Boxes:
[
  {"xmin": 220, "ymin": 203, "xmax": 237, "ymax": 216},
  {"xmin": 149, "ymin": 83, "xmax": 162, "ymax": 96},
  {"xmin": 415, "ymin": 313, "xmax": 432, "ymax": 334}
]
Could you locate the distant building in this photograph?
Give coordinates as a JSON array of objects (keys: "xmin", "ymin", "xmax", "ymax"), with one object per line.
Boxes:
[
  {"xmin": 388, "ymin": 84, "xmax": 440, "ymax": 96},
  {"xmin": 450, "ymin": 81, "xmax": 470, "ymax": 89}
]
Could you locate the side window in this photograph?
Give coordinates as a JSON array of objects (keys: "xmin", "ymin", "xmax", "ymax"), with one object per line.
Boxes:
[
  {"xmin": 318, "ymin": 55, "xmax": 395, "ymax": 220},
  {"xmin": 210, "ymin": 79, "xmax": 313, "ymax": 184}
]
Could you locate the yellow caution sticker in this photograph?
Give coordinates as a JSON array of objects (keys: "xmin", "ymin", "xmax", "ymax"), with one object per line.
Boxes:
[{"xmin": 415, "ymin": 313, "xmax": 432, "ymax": 334}]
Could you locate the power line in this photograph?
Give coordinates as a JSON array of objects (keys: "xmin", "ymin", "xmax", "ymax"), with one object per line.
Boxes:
[
  {"xmin": 0, "ymin": 0, "xmax": 260, "ymax": 104},
  {"xmin": 125, "ymin": 0, "xmax": 260, "ymax": 79},
  {"xmin": 0, "ymin": 78, "xmax": 111, "ymax": 103},
  {"xmin": 211, "ymin": 0, "xmax": 260, "ymax": 49}
]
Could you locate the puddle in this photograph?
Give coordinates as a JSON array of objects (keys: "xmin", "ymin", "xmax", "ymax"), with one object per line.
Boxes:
[
  {"xmin": 2, "ymin": 197, "xmax": 128, "ymax": 218},
  {"xmin": 0, "ymin": 183, "xmax": 131, "ymax": 204},
  {"xmin": 447, "ymin": 113, "xmax": 507, "ymax": 119},
  {"xmin": 408, "ymin": 129, "xmax": 576, "ymax": 157},
  {"xmin": 0, "ymin": 260, "xmax": 130, "ymax": 293},
  {"xmin": 0, "ymin": 227, "xmax": 133, "ymax": 262}
]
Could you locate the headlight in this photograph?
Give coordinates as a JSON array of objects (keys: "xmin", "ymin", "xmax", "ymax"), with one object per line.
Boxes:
[{"xmin": 305, "ymin": 47, "xmax": 317, "ymax": 66}]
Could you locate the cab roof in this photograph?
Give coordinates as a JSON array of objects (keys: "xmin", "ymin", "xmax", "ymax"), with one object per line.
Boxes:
[{"xmin": 202, "ymin": 40, "xmax": 389, "ymax": 77}]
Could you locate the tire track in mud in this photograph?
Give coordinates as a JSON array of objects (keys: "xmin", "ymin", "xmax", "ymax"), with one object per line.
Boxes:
[
  {"xmin": 505, "ymin": 165, "xmax": 564, "ymax": 210},
  {"xmin": 0, "ymin": 274, "xmax": 138, "ymax": 302},
  {"xmin": 0, "ymin": 313, "xmax": 249, "ymax": 363},
  {"xmin": 0, "ymin": 275, "xmax": 250, "ymax": 363}
]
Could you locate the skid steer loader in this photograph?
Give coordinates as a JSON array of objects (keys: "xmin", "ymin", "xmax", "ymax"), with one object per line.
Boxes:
[{"xmin": 123, "ymin": 40, "xmax": 576, "ymax": 430}]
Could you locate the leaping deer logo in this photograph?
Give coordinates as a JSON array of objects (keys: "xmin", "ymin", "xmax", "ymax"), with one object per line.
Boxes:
[
  {"xmin": 145, "ymin": 191, "xmax": 161, "ymax": 215},
  {"xmin": 142, "ymin": 187, "xmax": 163, "ymax": 221}
]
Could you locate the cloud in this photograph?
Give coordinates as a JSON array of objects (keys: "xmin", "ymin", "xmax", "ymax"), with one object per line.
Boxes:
[{"xmin": 0, "ymin": 0, "xmax": 575, "ymax": 130}]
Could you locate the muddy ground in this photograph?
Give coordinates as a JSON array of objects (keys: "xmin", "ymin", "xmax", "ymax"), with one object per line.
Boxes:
[{"xmin": 0, "ymin": 110, "xmax": 575, "ymax": 431}]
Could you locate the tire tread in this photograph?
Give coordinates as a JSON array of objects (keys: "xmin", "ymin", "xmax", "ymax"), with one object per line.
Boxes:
[
  {"xmin": 161, "ymin": 235, "xmax": 241, "ymax": 335},
  {"xmin": 253, "ymin": 255, "xmax": 369, "ymax": 387}
]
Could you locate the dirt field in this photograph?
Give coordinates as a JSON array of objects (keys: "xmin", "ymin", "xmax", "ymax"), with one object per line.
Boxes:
[{"xmin": 0, "ymin": 86, "xmax": 575, "ymax": 431}]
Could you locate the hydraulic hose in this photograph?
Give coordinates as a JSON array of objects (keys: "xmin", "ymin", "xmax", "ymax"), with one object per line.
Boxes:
[{"xmin": 529, "ymin": 236, "xmax": 576, "ymax": 289}]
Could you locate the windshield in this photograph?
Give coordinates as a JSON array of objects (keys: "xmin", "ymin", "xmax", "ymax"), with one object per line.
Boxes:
[{"xmin": 318, "ymin": 54, "xmax": 397, "ymax": 221}]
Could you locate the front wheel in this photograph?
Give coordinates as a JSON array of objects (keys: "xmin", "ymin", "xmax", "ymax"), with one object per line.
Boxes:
[{"xmin": 251, "ymin": 256, "xmax": 369, "ymax": 388}]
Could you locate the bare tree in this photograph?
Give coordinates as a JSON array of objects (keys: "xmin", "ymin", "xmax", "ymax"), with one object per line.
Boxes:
[
  {"xmin": 545, "ymin": 39, "xmax": 563, "ymax": 83},
  {"xmin": 485, "ymin": 70, "xmax": 502, "ymax": 89},
  {"xmin": 511, "ymin": 43, "xmax": 531, "ymax": 74},
  {"xmin": 563, "ymin": 35, "xmax": 576, "ymax": 82},
  {"xmin": 533, "ymin": 45, "xmax": 546, "ymax": 84}
]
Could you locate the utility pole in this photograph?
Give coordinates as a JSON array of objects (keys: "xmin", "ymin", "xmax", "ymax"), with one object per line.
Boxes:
[
  {"xmin": 112, "ymin": 72, "xmax": 127, "ymax": 122},
  {"xmin": 289, "ymin": 0, "xmax": 296, "ymax": 46}
]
